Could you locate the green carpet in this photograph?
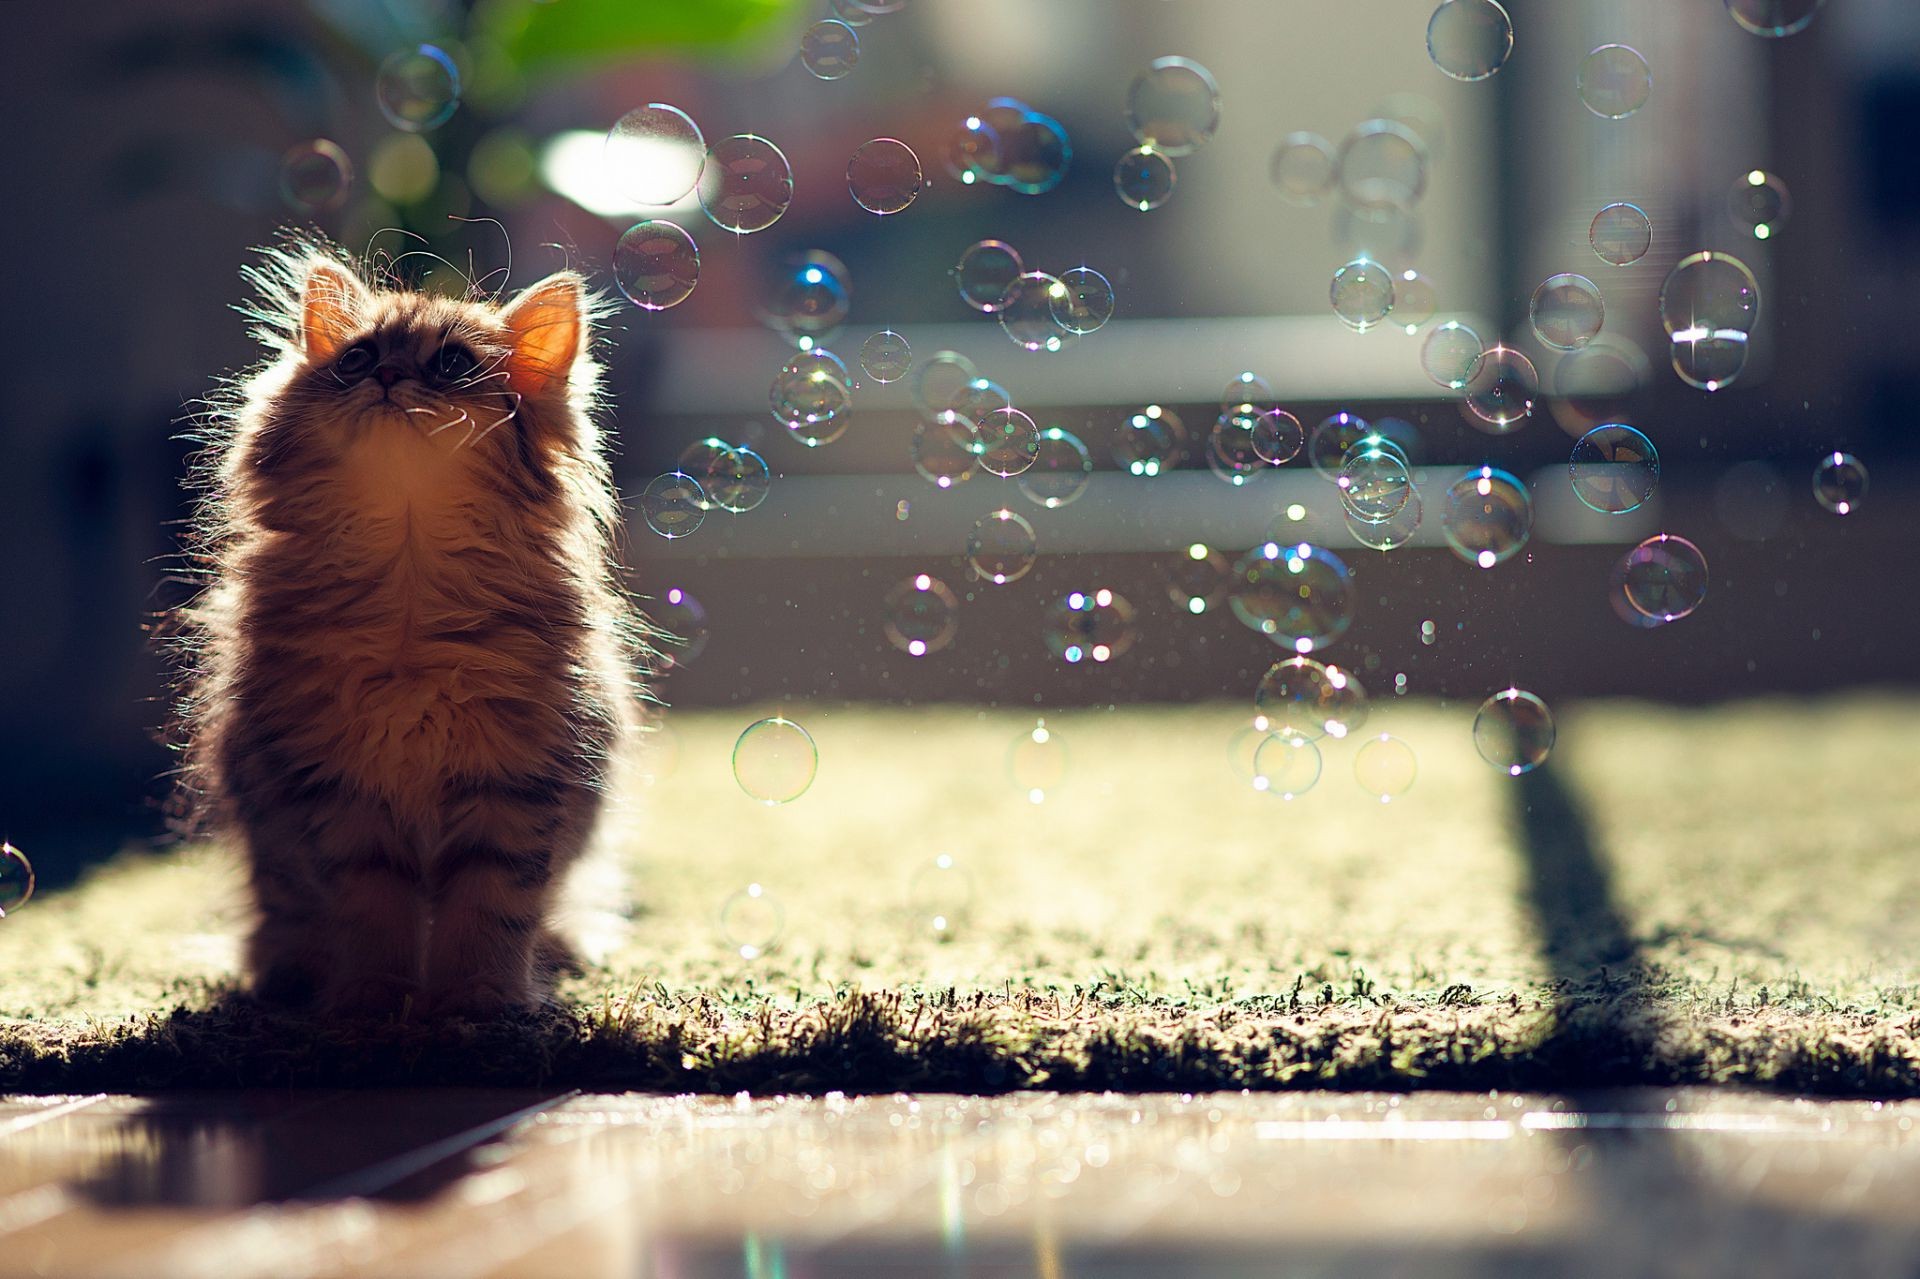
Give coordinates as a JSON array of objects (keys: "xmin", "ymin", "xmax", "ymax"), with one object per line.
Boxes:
[{"xmin": 5, "ymin": 698, "xmax": 1920, "ymax": 1094}]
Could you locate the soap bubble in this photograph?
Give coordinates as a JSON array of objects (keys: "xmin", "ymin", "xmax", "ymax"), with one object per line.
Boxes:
[
  {"xmin": 1251, "ymin": 410, "xmax": 1305, "ymax": 465},
  {"xmin": 1578, "ymin": 45, "xmax": 1652, "ymax": 119},
  {"xmin": 1221, "ymin": 372, "xmax": 1275, "ymax": 413},
  {"xmin": 847, "ymin": 137, "xmax": 923, "ymax": 214},
  {"xmin": 976, "ymin": 407, "xmax": 1042, "ymax": 476},
  {"xmin": 1205, "ymin": 410, "xmax": 1269, "ymax": 485},
  {"xmin": 1426, "ymin": 0, "xmax": 1514, "ymax": 81},
  {"xmin": 1441, "ymin": 466, "xmax": 1532, "ymax": 568},
  {"xmin": 911, "ymin": 418, "xmax": 980, "ymax": 489},
  {"xmin": 884, "ymin": 574, "xmax": 960, "ymax": 655},
  {"xmin": 705, "ymin": 444, "xmax": 771, "ymax": 514},
  {"xmin": 279, "ymin": 139, "xmax": 353, "ymax": 213},
  {"xmin": 1725, "ymin": 0, "xmax": 1824, "ymax": 37},
  {"xmin": 1569, "ymin": 424, "xmax": 1659, "ymax": 514},
  {"xmin": 1007, "ymin": 720, "xmax": 1067, "ymax": 803},
  {"xmin": 1614, "ymin": 534, "xmax": 1708, "ymax": 621},
  {"xmin": 998, "ymin": 273, "xmax": 1074, "ymax": 353},
  {"xmin": 996, "ymin": 103, "xmax": 1073, "ymax": 195},
  {"xmin": 1330, "ymin": 259, "xmax": 1396, "ymax": 332},
  {"xmin": 1473, "ymin": 689, "xmax": 1554, "ymax": 776},
  {"xmin": 1019, "ymin": 427, "xmax": 1095, "ymax": 508},
  {"xmin": 1729, "ymin": 169, "xmax": 1792, "ymax": 240},
  {"xmin": 605, "ymin": 103, "xmax": 705, "ymax": 204},
  {"xmin": 1253, "ymin": 734, "xmax": 1321, "ymax": 799},
  {"xmin": 1052, "ymin": 267, "xmax": 1115, "ymax": 334},
  {"xmin": 1309, "ymin": 412, "xmax": 1371, "ymax": 480},
  {"xmin": 1422, "ymin": 321, "xmax": 1485, "ymax": 389},
  {"xmin": 1462, "ymin": 345, "xmax": 1539, "ymax": 432},
  {"xmin": 1347, "ymin": 490, "xmax": 1423, "ymax": 551},
  {"xmin": 1589, "ymin": 202, "xmax": 1653, "ymax": 266},
  {"xmin": 1125, "ymin": 56, "xmax": 1222, "ymax": 155},
  {"xmin": 676, "ymin": 437, "xmax": 735, "ymax": 510},
  {"xmin": 377, "ymin": 45, "xmax": 461, "ymax": 133},
  {"xmin": 1339, "ymin": 448, "xmax": 1414, "ymax": 523},
  {"xmin": 1269, "ymin": 133, "xmax": 1337, "ymax": 206},
  {"xmin": 954, "ymin": 240, "xmax": 1024, "ymax": 313},
  {"xmin": 697, "ymin": 134, "xmax": 792, "ymax": 233},
  {"xmin": 639, "ymin": 471, "xmax": 707, "ymax": 538},
  {"xmin": 1354, "ymin": 734, "xmax": 1417, "ymax": 802},
  {"xmin": 912, "ymin": 350, "xmax": 979, "ymax": 415},
  {"xmin": 0, "ymin": 842, "xmax": 34, "ymax": 917},
  {"xmin": 800, "ymin": 20, "xmax": 860, "ymax": 79},
  {"xmin": 647, "ymin": 586, "xmax": 708, "ymax": 671},
  {"xmin": 1391, "ymin": 269, "xmax": 1437, "ymax": 333},
  {"xmin": 1254, "ymin": 657, "xmax": 1369, "ymax": 741},
  {"xmin": 760, "ymin": 250, "xmax": 852, "ymax": 340},
  {"xmin": 1669, "ymin": 328, "xmax": 1750, "ymax": 392},
  {"xmin": 830, "ymin": 0, "xmax": 874, "ymax": 24},
  {"xmin": 614, "ymin": 220, "xmax": 700, "ymax": 311},
  {"xmin": 1338, "ymin": 119, "xmax": 1428, "ymax": 211},
  {"xmin": 1813, "ymin": 452, "xmax": 1867, "ymax": 515},
  {"xmin": 1044, "ymin": 589, "xmax": 1136, "ymax": 664},
  {"xmin": 1530, "ymin": 274, "xmax": 1605, "ymax": 350},
  {"xmin": 859, "ymin": 330, "xmax": 912, "ymax": 383},
  {"xmin": 943, "ymin": 115, "xmax": 1003, "ymax": 184},
  {"xmin": 720, "ymin": 883, "xmax": 784, "ymax": 959},
  {"xmin": 1115, "ymin": 405, "xmax": 1183, "ymax": 476},
  {"xmin": 770, "ymin": 350, "xmax": 852, "ymax": 445},
  {"xmin": 1165, "ymin": 543, "xmax": 1233, "ymax": 615},
  {"xmin": 967, "ymin": 508, "xmax": 1039, "ymax": 583},
  {"xmin": 908, "ymin": 854, "xmax": 974, "ymax": 935},
  {"xmin": 945, "ymin": 377, "xmax": 1012, "ymax": 429},
  {"xmin": 1229, "ymin": 542, "xmax": 1355, "ymax": 653},
  {"xmin": 1115, "ymin": 146, "xmax": 1176, "ymax": 211}
]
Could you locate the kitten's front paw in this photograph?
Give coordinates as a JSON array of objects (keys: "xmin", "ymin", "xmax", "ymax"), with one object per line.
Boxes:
[{"xmin": 323, "ymin": 975, "xmax": 418, "ymax": 1021}]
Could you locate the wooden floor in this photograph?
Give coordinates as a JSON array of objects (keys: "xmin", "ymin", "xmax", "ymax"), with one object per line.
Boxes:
[{"xmin": 4, "ymin": 1088, "xmax": 1920, "ymax": 1277}]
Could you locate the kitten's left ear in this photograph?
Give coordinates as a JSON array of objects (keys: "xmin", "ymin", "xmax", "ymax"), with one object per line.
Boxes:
[
  {"xmin": 500, "ymin": 272, "xmax": 587, "ymax": 397},
  {"xmin": 300, "ymin": 260, "xmax": 369, "ymax": 362}
]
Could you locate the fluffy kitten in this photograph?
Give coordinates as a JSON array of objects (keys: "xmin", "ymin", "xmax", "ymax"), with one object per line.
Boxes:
[{"xmin": 178, "ymin": 239, "xmax": 640, "ymax": 1019}]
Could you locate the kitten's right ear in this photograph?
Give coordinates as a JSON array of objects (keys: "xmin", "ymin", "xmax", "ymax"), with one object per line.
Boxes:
[{"xmin": 299, "ymin": 260, "xmax": 368, "ymax": 362}]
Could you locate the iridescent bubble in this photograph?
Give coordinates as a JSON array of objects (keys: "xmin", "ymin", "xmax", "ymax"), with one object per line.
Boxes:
[
  {"xmin": 1007, "ymin": 720, "xmax": 1067, "ymax": 803},
  {"xmin": 1309, "ymin": 412, "xmax": 1371, "ymax": 480},
  {"xmin": 966, "ymin": 508, "xmax": 1038, "ymax": 584},
  {"xmin": 997, "ymin": 104, "xmax": 1072, "ymax": 195},
  {"xmin": 912, "ymin": 350, "xmax": 979, "ymax": 415},
  {"xmin": 1338, "ymin": 448, "xmax": 1413, "ymax": 523},
  {"xmin": 1338, "ymin": 119, "xmax": 1428, "ymax": 211},
  {"xmin": 1252, "ymin": 410, "xmax": 1305, "ymax": 465},
  {"xmin": 1422, "ymin": 321, "xmax": 1485, "ymax": 389},
  {"xmin": 977, "ymin": 407, "xmax": 1042, "ymax": 477},
  {"xmin": 760, "ymin": 250, "xmax": 852, "ymax": 340},
  {"xmin": 998, "ymin": 272, "xmax": 1074, "ymax": 353},
  {"xmin": 1614, "ymin": 534, "xmax": 1708, "ymax": 621},
  {"xmin": 908, "ymin": 854, "xmax": 974, "ymax": 935},
  {"xmin": 800, "ymin": 19, "xmax": 860, "ymax": 79},
  {"xmin": 0, "ymin": 842, "xmax": 34, "ymax": 916},
  {"xmin": 734, "ymin": 717, "xmax": 817, "ymax": 805},
  {"xmin": 1019, "ymin": 427, "xmax": 1095, "ymax": 508},
  {"xmin": 1426, "ymin": 0, "xmax": 1514, "ymax": 82},
  {"xmin": 1115, "ymin": 405, "xmax": 1182, "ymax": 476},
  {"xmin": 1441, "ymin": 465, "xmax": 1532, "ymax": 568},
  {"xmin": 1254, "ymin": 656, "xmax": 1369, "ymax": 741},
  {"xmin": 1346, "ymin": 490, "xmax": 1423, "ymax": 551},
  {"xmin": 676, "ymin": 437, "xmax": 736, "ymax": 510},
  {"xmin": 1330, "ymin": 259, "xmax": 1396, "ymax": 332},
  {"xmin": 847, "ymin": 137, "xmax": 923, "ymax": 214},
  {"xmin": 1578, "ymin": 44, "xmax": 1652, "ymax": 119},
  {"xmin": 769, "ymin": 350, "xmax": 852, "ymax": 445},
  {"xmin": 605, "ymin": 103, "xmax": 705, "ymax": 204},
  {"xmin": 1229, "ymin": 541, "xmax": 1355, "ymax": 653},
  {"xmin": 614, "ymin": 220, "xmax": 700, "ymax": 311},
  {"xmin": 911, "ymin": 417, "xmax": 980, "ymax": 489},
  {"xmin": 954, "ymin": 240, "xmax": 1024, "ymax": 313},
  {"xmin": 1043, "ymin": 588, "xmax": 1136, "ymax": 664},
  {"xmin": 943, "ymin": 115, "xmax": 1003, "ymax": 185},
  {"xmin": 945, "ymin": 377, "xmax": 1011, "ymax": 430},
  {"xmin": 1462, "ymin": 346, "xmax": 1539, "ymax": 433},
  {"xmin": 1725, "ymin": 0, "xmax": 1824, "ymax": 38},
  {"xmin": 1354, "ymin": 733, "xmax": 1417, "ymax": 802},
  {"xmin": 377, "ymin": 45, "xmax": 461, "ymax": 133},
  {"xmin": 1392, "ymin": 269, "xmax": 1437, "ymax": 334},
  {"xmin": 1252, "ymin": 734, "xmax": 1321, "ymax": 799},
  {"xmin": 1669, "ymin": 328, "xmax": 1750, "ymax": 392},
  {"xmin": 1269, "ymin": 133, "xmax": 1337, "ymax": 206},
  {"xmin": 1206, "ymin": 410, "xmax": 1269, "ymax": 485},
  {"xmin": 1222, "ymin": 372, "xmax": 1275, "ymax": 413},
  {"xmin": 1529, "ymin": 273, "xmax": 1605, "ymax": 350},
  {"xmin": 1813, "ymin": 452, "xmax": 1867, "ymax": 515},
  {"xmin": 1569, "ymin": 424, "xmax": 1658, "ymax": 514},
  {"xmin": 720, "ymin": 882, "xmax": 784, "ymax": 959},
  {"xmin": 1125, "ymin": 56, "xmax": 1222, "ymax": 155},
  {"xmin": 1115, "ymin": 146, "xmax": 1176, "ymax": 211},
  {"xmin": 279, "ymin": 139, "xmax": 353, "ymax": 214},
  {"xmin": 1590, "ymin": 203, "xmax": 1653, "ymax": 266},
  {"xmin": 830, "ymin": 0, "xmax": 874, "ymax": 24},
  {"xmin": 1165, "ymin": 543, "xmax": 1233, "ymax": 615},
  {"xmin": 859, "ymin": 329, "xmax": 912, "ymax": 383},
  {"xmin": 647, "ymin": 586, "xmax": 708, "ymax": 671},
  {"xmin": 1473, "ymin": 689, "xmax": 1555, "ymax": 776},
  {"xmin": 706, "ymin": 444, "xmax": 771, "ymax": 513},
  {"xmin": 1052, "ymin": 267, "xmax": 1115, "ymax": 334},
  {"xmin": 1729, "ymin": 169, "xmax": 1792, "ymax": 240},
  {"xmin": 640, "ymin": 471, "xmax": 707, "ymax": 538},
  {"xmin": 697, "ymin": 134, "xmax": 792, "ymax": 233},
  {"xmin": 884, "ymin": 573, "xmax": 960, "ymax": 655}
]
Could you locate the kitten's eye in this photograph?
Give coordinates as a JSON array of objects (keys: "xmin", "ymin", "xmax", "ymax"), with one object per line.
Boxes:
[
  {"xmin": 334, "ymin": 341, "xmax": 377, "ymax": 380},
  {"xmin": 429, "ymin": 344, "xmax": 479, "ymax": 384}
]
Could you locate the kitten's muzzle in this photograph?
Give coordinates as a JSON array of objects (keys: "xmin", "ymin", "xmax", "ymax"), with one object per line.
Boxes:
[{"xmin": 374, "ymin": 359, "xmax": 414, "ymax": 388}]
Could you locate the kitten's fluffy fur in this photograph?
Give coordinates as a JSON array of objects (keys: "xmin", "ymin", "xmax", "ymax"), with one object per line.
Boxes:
[{"xmin": 176, "ymin": 238, "xmax": 640, "ymax": 1019}]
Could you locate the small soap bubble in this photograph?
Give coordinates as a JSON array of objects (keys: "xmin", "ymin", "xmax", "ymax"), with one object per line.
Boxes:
[
  {"xmin": 1229, "ymin": 542, "xmax": 1355, "ymax": 653},
  {"xmin": 676, "ymin": 437, "xmax": 736, "ymax": 510},
  {"xmin": 719, "ymin": 882, "xmax": 784, "ymax": 959},
  {"xmin": 1115, "ymin": 146, "xmax": 1177, "ymax": 211},
  {"xmin": 884, "ymin": 574, "xmax": 960, "ymax": 655},
  {"xmin": 640, "ymin": 471, "xmax": 707, "ymax": 538},
  {"xmin": 953, "ymin": 240, "xmax": 1025, "ymax": 313},
  {"xmin": 1590, "ymin": 203, "xmax": 1653, "ymax": 266},
  {"xmin": 967, "ymin": 508, "xmax": 1039, "ymax": 584},
  {"xmin": 1462, "ymin": 346, "xmax": 1539, "ymax": 433},
  {"xmin": 830, "ymin": 0, "xmax": 875, "ymax": 24},
  {"xmin": 1251, "ymin": 410, "xmax": 1305, "ymax": 465},
  {"xmin": 605, "ymin": 103, "xmax": 706, "ymax": 204},
  {"xmin": 895, "ymin": 499, "xmax": 911, "ymax": 521},
  {"xmin": 911, "ymin": 417, "xmax": 980, "ymax": 489},
  {"xmin": 1308, "ymin": 412, "xmax": 1371, "ymax": 480},
  {"xmin": 1339, "ymin": 448, "xmax": 1414, "ymax": 524},
  {"xmin": 1125, "ymin": 56, "xmax": 1222, "ymax": 155},
  {"xmin": 1578, "ymin": 45, "xmax": 1652, "ymax": 120},
  {"xmin": 1007, "ymin": 719, "xmax": 1068, "ymax": 802},
  {"xmin": 1530, "ymin": 273, "xmax": 1605, "ymax": 350},
  {"xmin": 860, "ymin": 330, "xmax": 912, "ymax": 383},
  {"xmin": 1338, "ymin": 120, "xmax": 1428, "ymax": 211},
  {"xmin": 943, "ymin": 115, "xmax": 1003, "ymax": 184},
  {"xmin": 1421, "ymin": 322, "xmax": 1485, "ymax": 389},
  {"xmin": 1426, "ymin": 0, "xmax": 1514, "ymax": 82},
  {"xmin": 1420, "ymin": 619, "xmax": 1438, "ymax": 645},
  {"xmin": 648, "ymin": 586, "xmax": 708, "ymax": 671},
  {"xmin": 912, "ymin": 350, "xmax": 979, "ymax": 416},
  {"xmin": 697, "ymin": 134, "xmax": 793, "ymax": 233},
  {"xmin": 800, "ymin": 19, "xmax": 860, "ymax": 79},
  {"xmin": 1569, "ymin": 424, "xmax": 1659, "ymax": 514},
  {"xmin": 1346, "ymin": 490, "xmax": 1423, "ymax": 551},
  {"xmin": 733, "ymin": 716, "xmax": 818, "ymax": 805},
  {"xmin": 1441, "ymin": 466, "xmax": 1532, "ymax": 568},
  {"xmin": 279, "ymin": 139, "xmax": 353, "ymax": 213},
  {"xmin": 1354, "ymin": 734, "xmax": 1418, "ymax": 802},
  {"xmin": 1019, "ymin": 427, "xmax": 1095, "ymax": 508},
  {"xmin": 1725, "ymin": 0, "xmax": 1824, "ymax": 37},
  {"xmin": 1613, "ymin": 534, "xmax": 1708, "ymax": 622},
  {"xmin": 1729, "ymin": 169, "xmax": 1791, "ymax": 240},
  {"xmin": 760, "ymin": 249, "xmax": 852, "ymax": 342},
  {"xmin": 1115, "ymin": 405, "xmax": 1183, "ymax": 476},
  {"xmin": 998, "ymin": 273, "xmax": 1075, "ymax": 353},
  {"xmin": 908, "ymin": 855, "xmax": 975, "ymax": 935},
  {"xmin": 1044, "ymin": 589, "xmax": 1136, "ymax": 664},
  {"xmin": 1252, "ymin": 734, "xmax": 1322, "ymax": 799},
  {"xmin": 1222, "ymin": 372, "xmax": 1275, "ymax": 413},
  {"xmin": 1473, "ymin": 689, "xmax": 1555, "ymax": 776},
  {"xmin": 1255, "ymin": 657, "xmax": 1369, "ymax": 741},
  {"xmin": 995, "ymin": 103, "xmax": 1073, "ymax": 195},
  {"xmin": 1165, "ymin": 543, "xmax": 1233, "ymax": 615},
  {"xmin": 1669, "ymin": 328, "xmax": 1751, "ymax": 392},
  {"xmin": 1269, "ymin": 133, "xmax": 1337, "ymax": 206},
  {"xmin": 1813, "ymin": 452, "xmax": 1867, "ymax": 515},
  {"xmin": 614, "ymin": 220, "xmax": 700, "ymax": 311},
  {"xmin": 0, "ymin": 842, "xmax": 35, "ymax": 917},
  {"xmin": 706, "ymin": 444, "xmax": 772, "ymax": 513},
  {"xmin": 1393, "ymin": 270, "xmax": 1438, "ymax": 334},
  {"xmin": 848, "ymin": 137, "xmax": 923, "ymax": 214},
  {"xmin": 377, "ymin": 45, "xmax": 461, "ymax": 133},
  {"xmin": 1052, "ymin": 267, "xmax": 1115, "ymax": 334},
  {"xmin": 770, "ymin": 350, "xmax": 852, "ymax": 445},
  {"xmin": 976, "ymin": 408, "xmax": 1042, "ymax": 477},
  {"xmin": 1206, "ymin": 410, "xmax": 1269, "ymax": 485},
  {"xmin": 1330, "ymin": 259, "xmax": 1396, "ymax": 332}
]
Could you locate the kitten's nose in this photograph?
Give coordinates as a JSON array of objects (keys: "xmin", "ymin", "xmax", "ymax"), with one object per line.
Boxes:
[{"xmin": 375, "ymin": 361, "xmax": 408, "ymax": 388}]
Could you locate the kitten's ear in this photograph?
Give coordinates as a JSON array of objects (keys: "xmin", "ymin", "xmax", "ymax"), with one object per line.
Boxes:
[
  {"xmin": 499, "ymin": 272, "xmax": 587, "ymax": 397},
  {"xmin": 299, "ymin": 260, "xmax": 368, "ymax": 362}
]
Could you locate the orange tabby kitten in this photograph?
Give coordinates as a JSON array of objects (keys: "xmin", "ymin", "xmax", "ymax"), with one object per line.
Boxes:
[{"xmin": 179, "ymin": 239, "xmax": 639, "ymax": 1019}]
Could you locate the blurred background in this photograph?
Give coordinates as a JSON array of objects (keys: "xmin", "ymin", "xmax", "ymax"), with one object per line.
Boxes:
[{"xmin": 1, "ymin": 0, "xmax": 1914, "ymax": 884}]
